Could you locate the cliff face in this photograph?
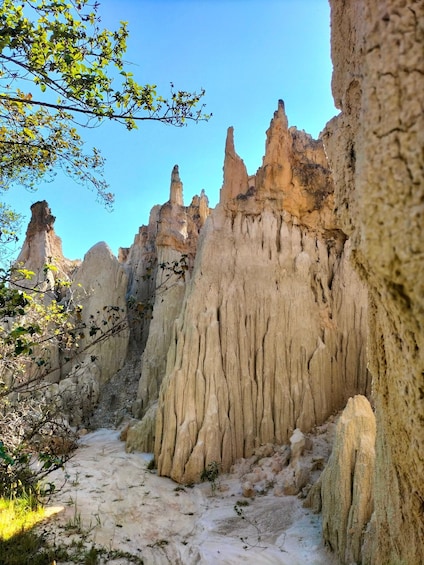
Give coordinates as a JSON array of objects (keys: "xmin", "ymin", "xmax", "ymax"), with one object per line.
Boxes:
[
  {"xmin": 322, "ymin": 1, "xmax": 424, "ymax": 563},
  {"xmin": 69, "ymin": 242, "xmax": 129, "ymax": 387},
  {"xmin": 154, "ymin": 103, "xmax": 369, "ymax": 484}
]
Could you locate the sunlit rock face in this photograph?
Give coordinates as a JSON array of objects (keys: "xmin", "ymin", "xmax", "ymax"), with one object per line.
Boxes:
[
  {"xmin": 12, "ymin": 204, "xmax": 128, "ymax": 420},
  {"xmin": 14, "ymin": 200, "xmax": 79, "ymax": 290},
  {"xmin": 154, "ymin": 102, "xmax": 369, "ymax": 484},
  {"xmin": 124, "ymin": 166, "xmax": 210, "ymax": 452},
  {"xmin": 322, "ymin": 1, "xmax": 424, "ymax": 563}
]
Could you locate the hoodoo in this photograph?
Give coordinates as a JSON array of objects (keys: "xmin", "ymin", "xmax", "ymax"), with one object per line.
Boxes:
[{"xmin": 154, "ymin": 101, "xmax": 369, "ymax": 484}]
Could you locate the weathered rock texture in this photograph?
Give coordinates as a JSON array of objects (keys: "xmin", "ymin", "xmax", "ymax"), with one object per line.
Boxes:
[
  {"xmin": 154, "ymin": 102, "xmax": 370, "ymax": 483},
  {"xmin": 14, "ymin": 200, "xmax": 78, "ymax": 290},
  {"xmin": 322, "ymin": 1, "xmax": 424, "ymax": 563},
  {"xmin": 317, "ymin": 396, "xmax": 376, "ymax": 564},
  {"xmin": 69, "ymin": 242, "xmax": 129, "ymax": 387},
  {"xmin": 125, "ymin": 166, "xmax": 210, "ymax": 452}
]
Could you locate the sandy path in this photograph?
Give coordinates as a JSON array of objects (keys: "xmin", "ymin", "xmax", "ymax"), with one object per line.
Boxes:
[{"xmin": 43, "ymin": 429, "xmax": 337, "ymax": 564}]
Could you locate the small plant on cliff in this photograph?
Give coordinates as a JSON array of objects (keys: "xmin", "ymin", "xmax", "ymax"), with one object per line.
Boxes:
[{"xmin": 200, "ymin": 461, "xmax": 220, "ymax": 495}]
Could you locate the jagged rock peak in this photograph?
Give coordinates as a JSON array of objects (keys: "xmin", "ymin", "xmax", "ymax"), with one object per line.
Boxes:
[
  {"xmin": 15, "ymin": 201, "xmax": 78, "ymax": 289},
  {"xmin": 26, "ymin": 200, "xmax": 56, "ymax": 237},
  {"xmin": 273, "ymin": 98, "xmax": 289, "ymax": 129},
  {"xmin": 170, "ymin": 164, "xmax": 183, "ymax": 206},
  {"xmin": 220, "ymin": 126, "xmax": 249, "ymax": 204},
  {"xmin": 219, "ymin": 100, "xmax": 335, "ymax": 232}
]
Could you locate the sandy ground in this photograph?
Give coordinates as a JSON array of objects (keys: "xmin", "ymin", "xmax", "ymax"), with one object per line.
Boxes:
[{"xmin": 42, "ymin": 429, "xmax": 338, "ymax": 564}]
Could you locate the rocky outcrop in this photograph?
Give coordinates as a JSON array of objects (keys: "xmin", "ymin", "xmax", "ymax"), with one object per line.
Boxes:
[
  {"xmin": 312, "ymin": 396, "xmax": 376, "ymax": 564},
  {"xmin": 69, "ymin": 242, "xmax": 129, "ymax": 387},
  {"xmin": 322, "ymin": 1, "xmax": 424, "ymax": 563},
  {"xmin": 124, "ymin": 167, "xmax": 210, "ymax": 452},
  {"xmin": 154, "ymin": 103, "xmax": 369, "ymax": 484},
  {"xmin": 14, "ymin": 200, "xmax": 78, "ymax": 291}
]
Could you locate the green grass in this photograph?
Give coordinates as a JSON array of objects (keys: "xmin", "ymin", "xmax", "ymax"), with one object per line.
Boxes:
[
  {"xmin": 0, "ymin": 495, "xmax": 48, "ymax": 540},
  {"xmin": 0, "ymin": 494, "xmax": 62, "ymax": 564},
  {"xmin": 0, "ymin": 495, "xmax": 144, "ymax": 564}
]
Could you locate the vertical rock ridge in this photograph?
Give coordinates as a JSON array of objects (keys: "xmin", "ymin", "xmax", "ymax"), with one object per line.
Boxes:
[
  {"xmin": 125, "ymin": 167, "xmax": 211, "ymax": 452},
  {"xmin": 313, "ymin": 396, "xmax": 376, "ymax": 564},
  {"xmin": 220, "ymin": 126, "xmax": 249, "ymax": 204},
  {"xmin": 155, "ymin": 159, "xmax": 369, "ymax": 482},
  {"xmin": 169, "ymin": 164, "xmax": 183, "ymax": 206}
]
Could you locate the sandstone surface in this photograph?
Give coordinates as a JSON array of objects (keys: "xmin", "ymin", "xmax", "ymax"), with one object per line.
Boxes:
[
  {"xmin": 154, "ymin": 103, "xmax": 369, "ymax": 484},
  {"xmin": 14, "ymin": 200, "xmax": 78, "ymax": 291},
  {"xmin": 318, "ymin": 395, "xmax": 376, "ymax": 564},
  {"xmin": 124, "ymin": 166, "xmax": 210, "ymax": 452},
  {"xmin": 322, "ymin": 1, "xmax": 424, "ymax": 563},
  {"xmin": 69, "ymin": 241, "xmax": 129, "ymax": 387}
]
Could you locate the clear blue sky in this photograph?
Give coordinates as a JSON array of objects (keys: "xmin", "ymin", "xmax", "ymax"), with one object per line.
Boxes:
[{"xmin": 4, "ymin": 0, "xmax": 336, "ymax": 261}]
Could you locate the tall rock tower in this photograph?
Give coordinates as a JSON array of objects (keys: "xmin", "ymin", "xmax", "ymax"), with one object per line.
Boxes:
[{"xmin": 154, "ymin": 101, "xmax": 369, "ymax": 483}]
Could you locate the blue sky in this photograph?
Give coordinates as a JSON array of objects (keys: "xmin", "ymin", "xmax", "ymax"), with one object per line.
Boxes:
[{"xmin": 4, "ymin": 0, "xmax": 336, "ymax": 260}]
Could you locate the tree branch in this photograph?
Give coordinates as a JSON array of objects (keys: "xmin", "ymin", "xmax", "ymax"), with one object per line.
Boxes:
[{"xmin": 0, "ymin": 93, "xmax": 206, "ymax": 124}]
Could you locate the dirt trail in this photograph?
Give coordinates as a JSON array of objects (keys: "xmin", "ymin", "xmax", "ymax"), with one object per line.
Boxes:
[{"xmin": 42, "ymin": 429, "xmax": 338, "ymax": 564}]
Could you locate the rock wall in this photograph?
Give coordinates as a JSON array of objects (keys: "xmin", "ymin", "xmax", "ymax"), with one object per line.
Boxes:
[
  {"xmin": 322, "ymin": 1, "xmax": 424, "ymax": 563},
  {"xmin": 154, "ymin": 103, "xmax": 369, "ymax": 484},
  {"xmin": 69, "ymin": 241, "xmax": 129, "ymax": 387}
]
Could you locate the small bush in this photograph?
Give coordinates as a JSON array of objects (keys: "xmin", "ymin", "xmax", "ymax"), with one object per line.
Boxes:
[{"xmin": 200, "ymin": 461, "xmax": 220, "ymax": 495}]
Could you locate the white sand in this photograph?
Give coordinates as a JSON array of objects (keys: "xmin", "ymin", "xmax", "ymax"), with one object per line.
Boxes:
[{"xmin": 43, "ymin": 429, "xmax": 338, "ymax": 564}]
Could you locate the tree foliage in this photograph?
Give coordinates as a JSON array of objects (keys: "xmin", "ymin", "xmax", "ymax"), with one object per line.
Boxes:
[
  {"xmin": 0, "ymin": 0, "xmax": 209, "ymax": 503},
  {"xmin": 0, "ymin": 0, "xmax": 209, "ymax": 205},
  {"xmin": 0, "ymin": 265, "xmax": 125, "ymax": 498}
]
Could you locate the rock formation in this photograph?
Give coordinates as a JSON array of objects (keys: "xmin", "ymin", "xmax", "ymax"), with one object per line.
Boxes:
[
  {"xmin": 14, "ymin": 200, "xmax": 78, "ymax": 290},
  {"xmin": 69, "ymin": 241, "xmax": 129, "ymax": 387},
  {"xmin": 320, "ymin": 1, "xmax": 424, "ymax": 563},
  {"xmin": 308, "ymin": 395, "xmax": 376, "ymax": 564},
  {"xmin": 154, "ymin": 102, "xmax": 369, "ymax": 484},
  {"xmin": 124, "ymin": 166, "xmax": 210, "ymax": 452}
]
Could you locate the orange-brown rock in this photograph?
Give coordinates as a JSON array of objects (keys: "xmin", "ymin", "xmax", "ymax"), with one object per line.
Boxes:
[
  {"xmin": 14, "ymin": 200, "xmax": 78, "ymax": 290},
  {"xmin": 222, "ymin": 101, "xmax": 336, "ymax": 232},
  {"xmin": 322, "ymin": 1, "xmax": 424, "ymax": 563},
  {"xmin": 154, "ymin": 103, "xmax": 370, "ymax": 483}
]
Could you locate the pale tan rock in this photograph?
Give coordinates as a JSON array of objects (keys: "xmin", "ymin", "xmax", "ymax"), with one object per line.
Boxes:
[
  {"xmin": 154, "ymin": 106, "xmax": 369, "ymax": 484},
  {"xmin": 169, "ymin": 164, "xmax": 183, "ymax": 206},
  {"xmin": 126, "ymin": 167, "xmax": 210, "ymax": 452},
  {"xmin": 242, "ymin": 481, "xmax": 255, "ymax": 498},
  {"xmin": 125, "ymin": 403, "xmax": 157, "ymax": 454},
  {"xmin": 70, "ymin": 242, "xmax": 129, "ymax": 386},
  {"xmin": 323, "ymin": 2, "xmax": 424, "ymax": 563},
  {"xmin": 11, "ymin": 201, "xmax": 79, "ymax": 384},
  {"xmin": 319, "ymin": 395, "xmax": 376, "ymax": 565},
  {"xmin": 289, "ymin": 429, "xmax": 306, "ymax": 463},
  {"xmin": 219, "ymin": 126, "xmax": 249, "ymax": 204},
  {"xmin": 58, "ymin": 364, "xmax": 101, "ymax": 427}
]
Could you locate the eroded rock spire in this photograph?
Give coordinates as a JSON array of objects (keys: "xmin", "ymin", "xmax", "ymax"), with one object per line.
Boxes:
[
  {"xmin": 170, "ymin": 164, "xmax": 183, "ymax": 206},
  {"xmin": 220, "ymin": 126, "xmax": 249, "ymax": 204}
]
